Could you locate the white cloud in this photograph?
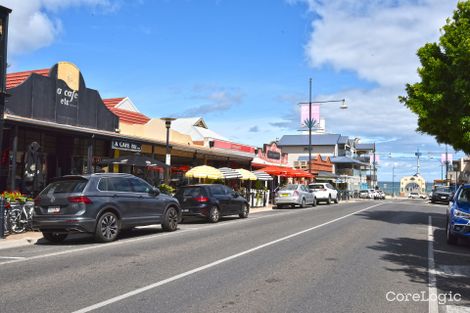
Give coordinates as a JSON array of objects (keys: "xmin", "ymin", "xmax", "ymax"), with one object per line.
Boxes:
[
  {"xmin": 304, "ymin": 0, "xmax": 456, "ymax": 86},
  {"xmin": 0, "ymin": 0, "xmax": 117, "ymax": 55}
]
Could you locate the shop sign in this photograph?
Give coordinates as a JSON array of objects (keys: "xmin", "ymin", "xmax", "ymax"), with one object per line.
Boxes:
[
  {"xmin": 211, "ymin": 139, "xmax": 255, "ymax": 154},
  {"xmin": 112, "ymin": 139, "xmax": 142, "ymax": 152},
  {"xmin": 267, "ymin": 150, "xmax": 281, "ymax": 160}
]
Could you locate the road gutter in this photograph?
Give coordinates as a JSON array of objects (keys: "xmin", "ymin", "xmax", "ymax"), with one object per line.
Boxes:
[{"xmin": 72, "ymin": 202, "xmax": 385, "ymax": 313}]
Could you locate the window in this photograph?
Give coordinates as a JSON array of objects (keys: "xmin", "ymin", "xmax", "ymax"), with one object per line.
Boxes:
[
  {"xmin": 41, "ymin": 179, "xmax": 88, "ymax": 195},
  {"xmin": 458, "ymin": 188, "xmax": 470, "ymax": 204},
  {"xmin": 210, "ymin": 185, "xmax": 226, "ymax": 195},
  {"xmin": 99, "ymin": 177, "xmax": 133, "ymax": 192},
  {"xmin": 130, "ymin": 178, "xmax": 152, "ymax": 193}
]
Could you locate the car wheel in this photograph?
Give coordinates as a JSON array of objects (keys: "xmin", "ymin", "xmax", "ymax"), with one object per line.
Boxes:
[
  {"xmin": 334, "ymin": 195, "xmax": 339, "ymax": 204},
  {"xmin": 95, "ymin": 211, "xmax": 119, "ymax": 243},
  {"xmin": 446, "ymin": 220, "xmax": 458, "ymax": 245},
  {"xmin": 162, "ymin": 206, "xmax": 179, "ymax": 232},
  {"xmin": 300, "ymin": 198, "xmax": 306, "ymax": 208},
  {"xmin": 208, "ymin": 206, "xmax": 220, "ymax": 223},
  {"xmin": 276, "ymin": 204, "xmax": 284, "ymax": 209},
  {"xmin": 327, "ymin": 195, "xmax": 332, "ymax": 205},
  {"xmin": 239, "ymin": 204, "xmax": 249, "ymax": 218},
  {"xmin": 312, "ymin": 197, "xmax": 317, "ymax": 207},
  {"xmin": 42, "ymin": 232, "xmax": 68, "ymax": 243}
]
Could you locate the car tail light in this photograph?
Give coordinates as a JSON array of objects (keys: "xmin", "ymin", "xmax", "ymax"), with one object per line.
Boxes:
[
  {"xmin": 294, "ymin": 191, "xmax": 299, "ymax": 196},
  {"xmin": 194, "ymin": 196, "xmax": 209, "ymax": 203},
  {"xmin": 68, "ymin": 196, "xmax": 92, "ymax": 204}
]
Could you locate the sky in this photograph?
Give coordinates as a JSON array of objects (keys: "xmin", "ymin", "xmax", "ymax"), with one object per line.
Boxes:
[{"xmin": 0, "ymin": 0, "xmax": 465, "ymax": 182}]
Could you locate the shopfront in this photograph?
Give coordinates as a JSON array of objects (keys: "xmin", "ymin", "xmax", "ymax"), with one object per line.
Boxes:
[{"xmin": 1, "ymin": 62, "xmax": 119, "ymax": 193}]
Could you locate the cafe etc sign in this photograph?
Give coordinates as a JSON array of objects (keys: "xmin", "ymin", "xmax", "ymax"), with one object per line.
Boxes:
[{"xmin": 112, "ymin": 139, "xmax": 142, "ymax": 152}]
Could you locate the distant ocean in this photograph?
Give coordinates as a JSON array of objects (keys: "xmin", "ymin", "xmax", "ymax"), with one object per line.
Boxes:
[{"xmin": 377, "ymin": 181, "xmax": 434, "ymax": 195}]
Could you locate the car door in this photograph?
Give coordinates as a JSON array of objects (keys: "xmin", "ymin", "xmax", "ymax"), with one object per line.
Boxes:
[
  {"xmin": 210, "ymin": 185, "xmax": 232, "ymax": 215},
  {"xmin": 100, "ymin": 177, "xmax": 140, "ymax": 224},
  {"xmin": 224, "ymin": 185, "xmax": 241, "ymax": 213},
  {"xmin": 129, "ymin": 177, "xmax": 165, "ymax": 223},
  {"xmin": 301, "ymin": 185, "xmax": 313, "ymax": 203},
  {"xmin": 327, "ymin": 184, "xmax": 337, "ymax": 199}
]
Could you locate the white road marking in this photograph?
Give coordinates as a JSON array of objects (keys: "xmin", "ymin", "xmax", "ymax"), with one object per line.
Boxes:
[
  {"xmin": 428, "ymin": 216, "xmax": 438, "ymax": 313},
  {"xmin": 0, "ymin": 256, "xmax": 26, "ymax": 259},
  {"xmin": 433, "ymin": 249, "xmax": 470, "ymax": 258},
  {"xmin": 446, "ymin": 305, "xmax": 470, "ymax": 313},
  {"xmin": 435, "ymin": 265, "xmax": 470, "ymax": 278},
  {"xmin": 71, "ymin": 202, "xmax": 385, "ymax": 313}
]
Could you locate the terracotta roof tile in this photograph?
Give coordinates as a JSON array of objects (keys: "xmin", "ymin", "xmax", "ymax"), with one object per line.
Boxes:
[
  {"xmin": 6, "ymin": 69, "xmax": 49, "ymax": 90},
  {"xmin": 110, "ymin": 107, "xmax": 150, "ymax": 125},
  {"xmin": 102, "ymin": 97, "xmax": 125, "ymax": 109}
]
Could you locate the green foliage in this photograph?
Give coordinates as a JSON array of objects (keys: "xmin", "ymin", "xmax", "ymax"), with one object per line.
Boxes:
[
  {"xmin": 1, "ymin": 191, "xmax": 32, "ymax": 204},
  {"xmin": 400, "ymin": 1, "xmax": 470, "ymax": 153},
  {"xmin": 158, "ymin": 184, "xmax": 175, "ymax": 195}
]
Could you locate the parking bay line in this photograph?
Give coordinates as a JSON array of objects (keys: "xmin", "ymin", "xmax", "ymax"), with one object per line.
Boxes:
[
  {"xmin": 428, "ymin": 216, "xmax": 438, "ymax": 313},
  {"xmin": 71, "ymin": 202, "xmax": 385, "ymax": 313},
  {"xmin": 0, "ymin": 256, "xmax": 26, "ymax": 260}
]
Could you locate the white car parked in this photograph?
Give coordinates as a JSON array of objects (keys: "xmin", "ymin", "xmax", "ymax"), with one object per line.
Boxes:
[{"xmin": 308, "ymin": 183, "xmax": 339, "ymax": 204}]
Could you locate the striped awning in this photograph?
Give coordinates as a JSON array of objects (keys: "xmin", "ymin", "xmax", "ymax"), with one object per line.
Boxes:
[
  {"xmin": 253, "ymin": 171, "xmax": 273, "ymax": 181},
  {"xmin": 218, "ymin": 167, "xmax": 242, "ymax": 179}
]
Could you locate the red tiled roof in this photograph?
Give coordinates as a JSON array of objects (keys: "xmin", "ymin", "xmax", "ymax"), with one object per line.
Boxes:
[
  {"xmin": 110, "ymin": 107, "xmax": 150, "ymax": 125},
  {"xmin": 102, "ymin": 97, "xmax": 125, "ymax": 109},
  {"xmin": 6, "ymin": 69, "xmax": 49, "ymax": 90}
]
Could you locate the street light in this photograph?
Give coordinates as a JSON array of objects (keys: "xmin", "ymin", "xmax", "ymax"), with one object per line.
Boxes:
[
  {"xmin": 161, "ymin": 117, "xmax": 176, "ymax": 184},
  {"xmin": 299, "ymin": 78, "xmax": 347, "ymax": 178}
]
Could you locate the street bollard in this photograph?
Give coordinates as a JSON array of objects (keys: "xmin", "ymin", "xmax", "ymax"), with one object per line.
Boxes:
[{"xmin": 0, "ymin": 196, "xmax": 4, "ymax": 239}]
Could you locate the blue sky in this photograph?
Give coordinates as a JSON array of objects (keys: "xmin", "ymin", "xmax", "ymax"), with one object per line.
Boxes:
[{"xmin": 1, "ymin": 0, "xmax": 465, "ymax": 182}]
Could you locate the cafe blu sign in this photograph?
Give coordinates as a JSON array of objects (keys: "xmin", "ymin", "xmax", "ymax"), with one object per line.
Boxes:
[{"xmin": 112, "ymin": 139, "xmax": 142, "ymax": 152}]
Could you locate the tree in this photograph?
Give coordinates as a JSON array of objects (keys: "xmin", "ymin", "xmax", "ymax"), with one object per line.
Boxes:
[{"xmin": 400, "ymin": 1, "xmax": 470, "ymax": 154}]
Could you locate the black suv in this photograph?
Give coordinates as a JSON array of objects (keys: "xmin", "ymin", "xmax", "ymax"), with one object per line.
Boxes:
[
  {"xmin": 175, "ymin": 184, "xmax": 249, "ymax": 223},
  {"xmin": 33, "ymin": 173, "xmax": 181, "ymax": 243},
  {"xmin": 430, "ymin": 186, "xmax": 454, "ymax": 204}
]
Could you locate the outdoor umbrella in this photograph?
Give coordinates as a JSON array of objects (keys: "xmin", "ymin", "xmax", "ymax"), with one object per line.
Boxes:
[
  {"xmin": 252, "ymin": 170, "xmax": 273, "ymax": 181},
  {"xmin": 185, "ymin": 165, "xmax": 224, "ymax": 180},
  {"xmin": 234, "ymin": 168, "xmax": 258, "ymax": 181},
  {"xmin": 259, "ymin": 166, "xmax": 289, "ymax": 176},
  {"xmin": 101, "ymin": 155, "xmax": 168, "ymax": 168},
  {"xmin": 218, "ymin": 167, "xmax": 242, "ymax": 179}
]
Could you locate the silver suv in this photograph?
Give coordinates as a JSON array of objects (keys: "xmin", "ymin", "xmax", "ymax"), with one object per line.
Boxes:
[{"xmin": 33, "ymin": 173, "xmax": 181, "ymax": 243}]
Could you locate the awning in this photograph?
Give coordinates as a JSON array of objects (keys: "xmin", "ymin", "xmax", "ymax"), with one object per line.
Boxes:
[
  {"xmin": 235, "ymin": 168, "xmax": 258, "ymax": 181},
  {"xmin": 253, "ymin": 171, "xmax": 273, "ymax": 181},
  {"xmin": 218, "ymin": 167, "xmax": 242, "ymax": 179}
]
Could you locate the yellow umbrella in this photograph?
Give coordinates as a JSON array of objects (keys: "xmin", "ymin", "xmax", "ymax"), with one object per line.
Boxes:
[
  {"xmin": 185, "ymin": 165, "xmax": 224, "ymax": 180},
  {"xmin": 235, "ymin": 168, "xmax": 258, "ymax": 181}
]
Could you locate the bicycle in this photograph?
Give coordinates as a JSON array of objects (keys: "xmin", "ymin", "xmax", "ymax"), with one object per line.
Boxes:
[{"xmin": 9, "ymin": 201, "xmax": 34, "ymax": 234}]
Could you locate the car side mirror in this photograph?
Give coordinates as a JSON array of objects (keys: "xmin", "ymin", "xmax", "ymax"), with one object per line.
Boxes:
[
  {"xmin": 150, "ymin": 187, "xmax": 161, "ymax": 197},
  {"xmin": 232, "ymin": 192, "xmax": 239, "ymax": 198}
]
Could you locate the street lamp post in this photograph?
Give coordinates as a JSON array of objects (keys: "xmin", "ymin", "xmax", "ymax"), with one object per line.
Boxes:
[
  {"xmin": 299, "ymin": 78, "xmax": 347, "ymax": 178},
  {"xmin": 0, "ymin": 6, "xmax": 11, "ymax": 240},
  {"xmin": 161, "ymin": 117, "xmax": 176, "ymax": 185}
]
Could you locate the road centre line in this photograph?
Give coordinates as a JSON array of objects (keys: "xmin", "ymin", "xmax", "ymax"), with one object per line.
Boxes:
[
  {"xmin": 428, "ymin": 216, "xmax": 438, "ymax": 313},
  {"xmin": 71, "ymin": 202, "xmax": 385, "ymax": 313}
]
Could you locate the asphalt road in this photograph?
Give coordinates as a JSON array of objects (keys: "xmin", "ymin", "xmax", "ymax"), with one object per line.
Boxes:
[{"xmin": 0, "ymin": 200, "xmax": 469, "ymax": 313}]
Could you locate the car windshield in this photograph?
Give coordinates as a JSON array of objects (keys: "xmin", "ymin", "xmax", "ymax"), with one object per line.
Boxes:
[
  {"xmin": 176, "ymin": 187, "xmax": 205, "ymax": 198},
  {"xmin": 436, "ymin": 187, "xmax": 452, "ymax": 193},
  {"xmin": 359, "ymin": 190, "xmax": 368, "ymax": 194},
  {"xmin": 41, "ymin": 179, "xmax": 88, "ymax": 195},
  {"xmin": 309, "ymin": 184, "xmax": 325, "ymax": 190},
  {"xmin": 281, "ymin": 184, "xmax": 298, "ymax": 191}
]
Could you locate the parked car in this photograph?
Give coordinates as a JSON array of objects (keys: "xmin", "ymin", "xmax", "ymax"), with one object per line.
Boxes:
[
  {"xmin": 446, "ymin": 184, "xmax": 470, "ymax": 245},
  {"xmin": 308, "ymin": 183, "xmax": 338, "ymax": 204},
  {"xmin": 359, "ymin": 189, "xmax": 373, "ymax": 199},
  {"xmin": 33, "ymin": 173, "xmax": 181, "ymax": 243},
  {"xmin": 275, "ymin": 184, "xmax": 316, "ymax": 208},
  {"xmin": 408, "ymin": 192, "xmax": 420, "ymax": 199},
  {"xmin": 174, "ymin": 184, "xmax": 249, "ymax": 223},
  {"xmin": 376, "ymin": 190, "xmax": 386, "ymax": 200},
  {"xmin": 431, "ymin": 186, "xmax": 454, "ymax": 204}
]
